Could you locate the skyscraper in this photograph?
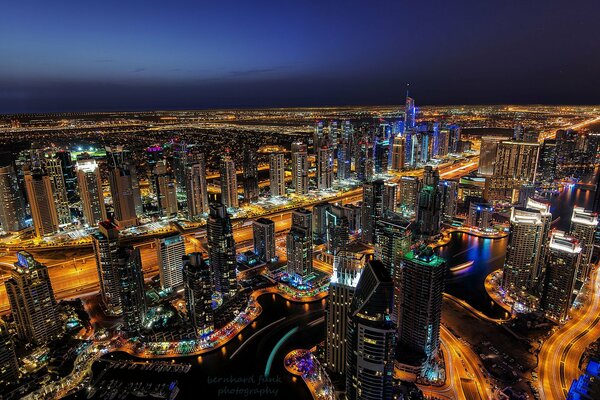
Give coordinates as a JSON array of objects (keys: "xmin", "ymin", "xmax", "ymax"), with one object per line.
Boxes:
[
  {"xmin": 337, "ymin": 122, "xmax": 352, "ymax": 180},
  {"xmin": 0, "ymin": 323, "xmax": 19, "ymax": 388},
  {"xmin": 93, "ymin": 221, "xmax": 122, "ymax": 314},
  {"xmin": 183, "ymin": 253, "xmax": 214, "ymax": 336},
  {"xmin": 108, "ymin": 164, "xmax": 140, "ymax": 228},
  {"xmin": 361, "ymin": 179, "xmax": 385, "ymax": 244},
  {"xmin": 207, "ymin": 204, "xmax": 237, "ymax": 299},
  {"xmin": 153, "ymin": 160, "xmax": 178, "ymax": 217},
  {"xmin": 416, "ymin": 166, "xmax": 442, "ymax": 237},
  {"xmin": 286, "ymin": 208, "xmax": 313, "ymax": 282},
  {"xmin": 570, "ymin": 207, "xmax": 598, "ymax": 281},
  {"xmin": 171, "ymin": 139, "xmax": 189, "ymax": 194},
  {"xmin": 375, "ymin": 215, "xmax": 412, "ymax": 324},
  {"xmin": 44, "ymin": 157, "xmax": 71, "ymax": 225},
  {"xmin": 477, "ymin": 136, "xmax": 504, "ymax": 176},
  {"xmin": 467, "ymin": 202, "xmax": 494, "ymax": 230},
  {"xmin": 398, "ymin": 246, "xmax": 445, "ymax": 366},
  {"xmin": 242, "ymin": 147, "xmax": 259, "ymax": 203},
  {"xmin": 326, "ymin": 251, "xmax": 363, "ymax": 375},
  {"xmin": 502, "ymin": 207, "xmax": 545, "ymax": 305},
  {"xmin": 0, "ymin": 161, "xmax": 27, "ymax": 232},
  {"xmin": 76, "ymin": 158, "xmax": 107, "ymax": 226},
  {"xmin": 186, "ymin": 153, "xmax": 209, "ymax": 219},
  {"xmin": 269, "ymin": 153, "xmax": 286, "ymax": 197},
  {"xmin": 541, "ymin": 231, "xmax": 581, "ymax": 324},
  {"xmin": 157, "ymin": 234, "xmax": 186, "ymax": 291},
  {"xmin": 439, "ymin": 180, "xmax": 458, "ymax": 222},
  {"xmin": 345, "ymin": 260, "xmax": 395, "ymax": 400},
  {"xmin": 399, "ymin": 176, "xmax": 421, "ymax": 217},
  {"xmin": 312, "ymin": 202, "xmax": 332, "ymax": 244},
  {"xmin": 5, "ymin": 251, "xmax": 62, "ymax": 344},
  {"xmin": 314, "ymin": 121, "xmax": 325, "ymax": 155},
  {"xmin": 390, "ymin": 135, "xmax": 405, "ymax": 171},
  {"xmin": 537, "ymin": 139, "xmax": 557, "ymax": 183},
  {"xmin": 383, "ymin": 182, "xmax": 398, "ymax": 214},
  {"xmin": 291, "ymin": 142, "xmax": 309, "ymax": 195},
  {"xmin": 116, "ymin": 246, "xmax": 146, "ymax": 332},
  {"xmin": 220, "ymin": 154, "xmax": 239, "ymax": 209},
  {"xmin": 253, "ymin": 217, "xmax": 276, "ymax": 263},
  {"xmin": 404, "ymin": 96, "xmax": 416, "ymax": 131},
  {"xmin": 525, "ymin": 197, "xmax": 553, "ymax": 285},
  {"xmin": 317, "ymin": 146, "xmax": 334, "ymax": 190},
  {"xmin": 55, "ymin": 150, "xmax": 78, "ymax": 203},
  {"xmin": 24, "ymin": 171, "xmax": 60, "ymax": 237}
]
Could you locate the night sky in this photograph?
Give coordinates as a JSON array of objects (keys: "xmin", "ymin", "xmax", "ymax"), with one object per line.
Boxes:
[{"xmin": 2, "ymin": 0, "xmax": 599, "ymax": 113}]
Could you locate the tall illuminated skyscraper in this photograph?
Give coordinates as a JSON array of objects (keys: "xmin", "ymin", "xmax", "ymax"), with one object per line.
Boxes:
[
  {"xmin": 540, "ymin": 231, "xmax": 581, "ymax": 324},
  {"xmin": 220, "ymin": 153, "xmax": 239, "ymax": 209},
  {"xmin": 416, "ymin": 166, "xmax": 442, "ymax": 237},
  {"xmin": 439, "ymin": 180, "xmax": 458, "ymax": 222},
  {"xmin": 253, "ymin": 218, "xmax": 276, "ymax": 263},
  {"xmin": 183, "ymin": 253, "xmax": 214, "ymax": 336},
  {"xmin": 375, "ymin": 215, "xmax": 412, "ymax": 324},
  {"xmin": 404, "ymin": 96, "xmax": 416, "ymax": 131},
  {"xmin": 477, "ymin": 136, "xmax": 504, "ymax": 176},
  {"xmin": 0, "ymin": 161, "xmax": 27, "ymax": 232},
  {"xmin": 399, "ymin": 176, "xmax": 421, "ymax": 217},
  {"xmin": 24, "ymin": 170, "xmax": 60, "ymax": 237},
  {"xmin": 383, "ymin": 182, "xmax": 398, "ymax": 213},
  {"xmin": 398, "ymin": 246, "xmax": 445, "ymax": 367},
  {"xmin": 157, "ymin": 234, "xmax": 186, "ymax": 291},
  {"xmin": 570, "ymin": 207, "xmax": 598, "ymax": 281},
  {"xmin": 242, "ymin": 147, "xmax": 259, "ymax": 203},
  {"xmin": 207, "ymin": 204, "xmax": 237, "ymax": 299},
  {"xmin": 286, "ymin": 208, "xmax": 313, "ymax": 282},
  {"xmin": 502, "ymin": 207, "xmax": 545, "ymax": 305},
  {"xmin": 186, "ymin": 153, "xmax": 209, "ymax": 219},
  {"xmin": 467, "ymin": 202, "xmax": 494, "ymax": 230},
  {"xmin": 5, "ymin": 251, "xmax": 62, "ymax": 344},
  {"xmin": 108, "ymin": 165, "xmax": 139, "ymax": 228},
  {"xmin": 361, "ymin": 179, "xmax": 385, "ymax": 244},
  {"xmin": 171, "ymin": 139, "xmax": 189, "ymax": 195},
  {"xmin": 92, "ymin": 221, "xmax": 122, "ymax": 314},
  {"xmin": 269, "ymin": 153, "xmax": 286, "ymax": 197},
  {"xmin": 55, "ymin": 150, "xmax": 77, "ymax": 202},
  {"xmin": 116, "ymin": 246, "xmax": 146, "ymax": 332},
  {"xmin": 345, "ymin": 260, "xmax": 395, "ymax": 400},
  {"xmin": 326, "ymin": 250, "xmax": 363, "ymax": 375},
  {"xmin": 337, "ymin": 121, "xmax": 352, "ymax": 180},
  {"xmin": 44, "ymin": 157, "xmax": 71, "ymax": 225},
  {"xmin": 390, "ymin": 135, "xmax": 405, "ymax": 171},
  {"xmin": 76, "ymin": 158, "xmax": 107, "ymax": 226},
  {"xmin": 153, "ymin": 160, "xmax": 178, "ymax": 217},
  {"xmin": 291, "ymin": 142, "xmax": 308, "ymax": 195},
  {"xmin": 317, "ymin": 146, "xmax": 334, "ymax": 190},
  {"xmin": 314, "ymin": 121, "xmax": 325, "ymax": 155},
  {"xmin": 0, "ymin": 323, "xmax": 18, "ymax": 387}
]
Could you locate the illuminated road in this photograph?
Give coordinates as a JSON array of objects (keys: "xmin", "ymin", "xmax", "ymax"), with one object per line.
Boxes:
[{"xmin": 538, "ymin": 266, "xmax": 600, "ymax": 400}]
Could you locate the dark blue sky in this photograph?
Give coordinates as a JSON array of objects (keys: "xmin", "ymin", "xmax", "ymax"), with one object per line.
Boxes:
[{"xmin": 2, "ymin": 0, "xmax": 599, "ymax": 113}]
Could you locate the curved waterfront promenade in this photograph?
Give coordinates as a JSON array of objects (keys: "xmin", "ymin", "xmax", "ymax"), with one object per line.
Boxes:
[{"xmin": 483, "ymin": 270, "xmax": 513, "ymax": 314}]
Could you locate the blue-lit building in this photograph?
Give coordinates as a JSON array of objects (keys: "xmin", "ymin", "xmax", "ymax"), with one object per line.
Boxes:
[{"xmin": 568, "ymin": 358, "xmax": 600, "ymax": 399}]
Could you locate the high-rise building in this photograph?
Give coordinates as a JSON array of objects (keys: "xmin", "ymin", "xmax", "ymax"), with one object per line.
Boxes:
[
  {"xmin": 375, "ymin": 215, "xmax": 412, "ymax": 324},
  {"xmin": 439, "ymin": 180, "xmax": 458, "ymax": 222},
  {"xmin": 242, "ymin": 147, "xmax": 259, "ymax": 203},
  {"xmin": 404, "ymin": 96, "xmax": 416, "ymax": 131},
  {"xmin": 0, "ymin": 323, "xmax": 19, "ymax": 388},
  {"xmin": 313, "ymin": 202, "xmax": 332, "ymax": 244},
  {"xmin": 383, "ymin": 182, "xmax": 398, "ymax": 214},
  {"xmin": 108, "ymin": 165, "xmax": 140, "ymax": 228},
  {"xmin": 171, "ymin": 140, "xmax": 189, "ymax": 194},
  {"xmin": 44, "ymin": 157, "xmax": 71, "ymax": 225},
  {"xmin": 157, "ymin": 234, "xmax": 186, "ymax": 291},
  {"xmin": 153, "ymin": 160, "xmax": 178, "ymax": 217},
  {"xmin": 220, "ymin": 154, "xmax": 239, "ymax": 209},
  {"xmin": 116, "ymin": 246, "xmax": 146, "ymax": 332},
  {"xmin": 183, "ymin": 253, "xmax": 214, "ymax": 336},
  {"xmin": 253, "ymin": 218, "xmax": 276, "ymax": 263},
  {"xmin": 326, "ymin": 251, "xmax": 363, "ymax": 375},
  {"xmin": 337, "ymin": 123, "xmax": 352, "ymax": 180},
  {"xmin": 76, "ymin": 158, "xmax": 107, "ymax": 226},
  {"xmin": 207, "ymin": 204, "xmax": 237, "ymax": 299},
  {"xmin": 525, "ymin": 198, "xmax": 553, "ymax": 284},
  {"xmin": 502, "ymin": 207, "xmax": 545, "ymax": 305},
  {"xmin": 570, "ymin": 207, "xmax": 598, "ymax": 281},
  {"xmin": 291, "ymin": 142, "xmax": 309, "ymax": 195},
  {"xmin": 317, "ymin": 146, "xmax": 334, "ymax": 190},
  {"xmin": 540, "ymin": 231, "xmax": 581, "ymax": 324},
  {"xmin": 24, "ymin": 171, "xmax": 60, "ymax": 237},
  {"xmin": 518, "ymin": 184, "xmax": 537, "ymax": 207},
  {"xmin": 345, "ymin": 260, "xmax": 395, "ymax": 400},
  {"xmin": 478, "ymin": 136, "xmax": 505, "ymax": 176},
  {"xmin": 314, "ymin": 121, "xmax": 325, "ymax": 155},
  {"xmin": 416, "ymin": 167, "xmax": 442, "ymax": 237},
  {"xmin": 467, "ymin": 202, "xmax": 494, "ymax": 230},
  {"xmin": 92, "ymin": 221, "xmax": 122, "ymax": 314},
  {"xmin": 5, "ymin": 251, "xmax": 62, "ymax": 344},
  {"xmin": 55, "ymin": 150, "xmax": 78, "ymax": 203},
  {"xmin": 0, "ymin": 161, "xmax": 27, "ymax": 232},
  {"xmin": 269, "ymin": 153, "xmax": 286, "ymax": 197},
  {"xmin": 286, "ymin": 209, "xmax": 313, "ymax": 282},
  {"xmin": 399, "ymin": 176, "xmax": 420, "ymax": 218},
  {"xmin": 567, "ymin": 358, "xmax": 600, "ymax": 399},
  {"xmin": 538, "ymin": 139, "xmax": 557, "ymax": 183},
  {"xmin": 361, "ymin": 179, "xmax": 385, "ymax": 244},
  {"xmin": 398, "ymin": 246, "xmax": 445, "ymax": 365},
  {"xmin": 186, "ymin": 153, "xmax": 209, "ymax": 219},
  {"xmin": 390, "ymin": 135, "xmax": 405, "ymax": 171}
]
